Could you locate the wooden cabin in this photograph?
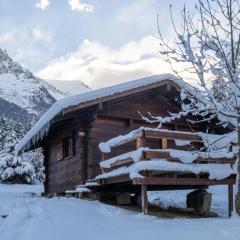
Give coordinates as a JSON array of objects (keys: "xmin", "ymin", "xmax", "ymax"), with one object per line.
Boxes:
[{"xmin": 16, "ymin": 74, "xmax": 236, "ymax": 215}]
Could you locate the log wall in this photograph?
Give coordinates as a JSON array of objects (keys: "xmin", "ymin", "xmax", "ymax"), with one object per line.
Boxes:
[
  {"xmin": 88, "ymin": 89, "xmax": 197, "ymax": 179},
  {"xmin": 45, "ymin": 119, "xmax": 88, "ymax": 193}
]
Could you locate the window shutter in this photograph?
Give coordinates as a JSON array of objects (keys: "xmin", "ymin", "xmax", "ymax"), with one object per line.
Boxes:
[
  {"xmin": 56, "ymin": 142, "xmax": 63, "ymax": 161},
  {"xmin": 72, "ymin": 131, "xmax": 75, "ymax": 156}
]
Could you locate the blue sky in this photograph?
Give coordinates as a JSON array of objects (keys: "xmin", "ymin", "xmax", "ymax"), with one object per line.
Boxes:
[{"xmin": 0, "ymin": 0, "xmax": 197, "ymax": 88}]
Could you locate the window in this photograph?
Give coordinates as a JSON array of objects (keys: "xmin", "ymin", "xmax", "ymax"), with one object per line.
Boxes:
[{"xmin": 63, "ymin": 137, "xmax": 73, "ymax": 159}]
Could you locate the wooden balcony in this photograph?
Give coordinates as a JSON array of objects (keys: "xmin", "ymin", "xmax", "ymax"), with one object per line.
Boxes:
[{"xmin": 93, "ymin": 128, "xmax": 236, "ymax": 216}]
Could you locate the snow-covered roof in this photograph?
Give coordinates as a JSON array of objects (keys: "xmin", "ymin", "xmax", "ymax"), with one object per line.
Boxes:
[{"xmin": 16, "ymin": 74, "xmax": 185, "ymax": 153}]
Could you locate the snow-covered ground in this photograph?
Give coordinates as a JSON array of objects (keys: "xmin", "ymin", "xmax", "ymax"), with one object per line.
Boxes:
[
  {"xmin": 0, "ymin": 184, "xmax": 239, "ymax": 240},
  {"xmin": 149, "ymin": 186, "xmax": 229, "ymax": 217}
]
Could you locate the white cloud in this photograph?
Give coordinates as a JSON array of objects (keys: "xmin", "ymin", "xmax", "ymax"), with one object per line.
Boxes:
[
  {"xmin": 36, "ymin": 0, "xmax": 50, "ymax": 10},
  {"xmin": 68, "ymin": 0, "xmax": 93, "ymax": 13},
  {"xmin": 32, "ymin": 28, "xmax": 52, "ymax": 43},
  {"xmin": 0, "ymin": 27, "xmax": 55, "ymax": 71},
  {"xmin": 0, "ymin": 33, "xmax": 13, "ymax": 43},
  {"xmin": 116, "ymin": 0, "xmax": 157, "ymax": 26},
  {"xmin": 37, "ymin": 36, "xmax": 172, "ymax": 89}
]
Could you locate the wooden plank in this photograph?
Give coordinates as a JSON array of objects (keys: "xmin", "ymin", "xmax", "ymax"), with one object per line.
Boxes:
[
  {"xmin": 101, "ymin": 174, "xmax": 131, "ymax": 185},
  {"xmin": 136, "ymin": 136, "xmax": 143, "ymax": 149},
  {"xmin": 43, "ymin": 145, "xmax": 49, "ymax": 194},
  {"xmin": 113, "ymin": 131, "xmax": 143, "ymax": 149},
  {"xmin": 144, "ymin": 129, "xmax": 202, "ymax": 142},
  {"xmin": 98, "ymin": 128, "xmax": 203, "ymax": 151},
  {"xmin": 101, "ymin": 150, "xmax": 235, "ymax": 170},
  {"xmin": 100, "ymin": 173, "xmax": 236, "ymax": 187},
  {"xmin": 110, "ymin": 157, "xmax": 134, "ymax": 168},
  {"xmin": 97, "ymin": 113, "xmax": 206, "ymax": 132},
  {"xmin": 228, "ymin": 184, "xmax": 233, "ymax": 217},
  {"xmin": 141, "ymin": 184, "xmax": 148, "ymax": 214},
  {"xmin": 161, "ymin": 138, "xmax": 168, "ymax": 149},
  {"xmin": 133, "ymin": 176, "xmax": 236, "ymax": 186}
]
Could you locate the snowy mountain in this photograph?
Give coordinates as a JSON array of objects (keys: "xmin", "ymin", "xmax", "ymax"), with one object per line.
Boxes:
[
  {"xmin": 0, "ymin": 48, "xmax": 63, "ymax": 126},
  {"xmin": 47, "ymin": 79, "xmax": 91, "ymax": 96}
]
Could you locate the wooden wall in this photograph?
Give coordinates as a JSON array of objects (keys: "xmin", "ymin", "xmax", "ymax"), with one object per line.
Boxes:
[
  {"xmin": 44, "ymin": 119, "xmax": 88, "ymax": 193},
  {"xmin": 88, "ymin": 87, "xmax": 194, "ymax": 180}
]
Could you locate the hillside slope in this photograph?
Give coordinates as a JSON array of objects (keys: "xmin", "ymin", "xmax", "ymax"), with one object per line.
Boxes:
[{"xmin": 0, "ymin": 48, "xmax": 63, "ymax": 126}]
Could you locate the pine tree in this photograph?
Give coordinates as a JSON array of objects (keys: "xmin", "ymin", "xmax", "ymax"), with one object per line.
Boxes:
[{"xmin": 0, "ymin": 117, "xmax": 44, "ymax": 183}]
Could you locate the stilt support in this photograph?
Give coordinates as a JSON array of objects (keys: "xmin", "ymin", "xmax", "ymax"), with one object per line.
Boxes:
[
  {"xmin": 228, "ymin": 184, "xmax": 233, "ymax": 218},
  {"xmin": 141, "ymin": 184, "xmax": 148, "ymax": 214}
]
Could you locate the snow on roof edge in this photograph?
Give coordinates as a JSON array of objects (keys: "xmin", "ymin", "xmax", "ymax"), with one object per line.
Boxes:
[{"xmin": 16, "ymin": 74, "xmax": 185, "ymax": 154}]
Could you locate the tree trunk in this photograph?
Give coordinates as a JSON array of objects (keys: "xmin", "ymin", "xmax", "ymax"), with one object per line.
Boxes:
[{"xmin": 235, "ymin": 112, "xmax": 240, "ymax": 215}]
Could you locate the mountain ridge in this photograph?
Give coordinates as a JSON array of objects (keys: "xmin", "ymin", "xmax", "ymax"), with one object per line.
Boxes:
[{"xmin": 47, "ymin": 79, "xmax": 91, "ymax": 96}]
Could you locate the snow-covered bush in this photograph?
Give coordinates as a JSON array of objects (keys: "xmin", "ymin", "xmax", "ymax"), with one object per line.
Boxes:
[{"xmin": 0, "ymin": 117, "xmax": 44, "ymax": 183}]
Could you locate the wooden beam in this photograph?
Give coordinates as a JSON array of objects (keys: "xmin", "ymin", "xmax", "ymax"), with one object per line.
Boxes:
[
  {"xmin": 43, "ymin": 144, "xmax": 49, "ymax": 194},
  {"xmin": 141, "ymin": 184, "xmax": 148, "ymax": 214},
  {"xmin": 133, "ymin": 176, "xmax": 236, "ymax": 186},
  {"xmin": 228, "ymin": 184, "xmax": 233, "ymax": 218},
  {"xmin": 145, "ymin": 151, "xmax": 236, "ymax": 164},
  {"xmin": 97, "ymin": 113, "xmax": 206, "ymax": 131},
  {"xmin": 101, "ymin": 150, "xmax": 236, "ymax": 170},
  {"xmin": 110, "ymin": 131, "xmax": 143, "ymax": 149},
  {"xmin": 100, "ymin": 174, "xmax": 131, "ymax": 185},
  {"xmin": 100, "ymin": 174, "xmax": 236, "ymax": 187},
  {"xmin": 136, "ymin": 137, "xmax": 143, "ymax": 149},
  {"xmin": 110, "ymin": 157, "xmax": 134, "ymax": 168},
  {"xmin": 161, "ymin": 138, "xmax": 168, "ymax": 149},
  {"xmin": 144, "ymin": 129, "xmax": 202, "ymax": 142}
]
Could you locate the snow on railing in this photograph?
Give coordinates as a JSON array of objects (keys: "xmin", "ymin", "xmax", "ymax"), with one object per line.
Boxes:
[
  {"xmin": 100, "ymin": 148, "xmax": 235, "ymax": 169},
  {"xmin": 96, "ymin": 127, "xmax": 236, "ymax": 181},
  {"xmin": 99, "ymin": 127, "xmax": 204, "ymax": 154},
  {"xmin": 99, "ymin": 128, "xmax": 143, "ymax": 153},
  {"xmin": 96, "ymin": 160, "xmax": 235, "ymax": 181},
  {"xmin": 99, "ymin": 127, "xmax": 238, "ymax": 154}
]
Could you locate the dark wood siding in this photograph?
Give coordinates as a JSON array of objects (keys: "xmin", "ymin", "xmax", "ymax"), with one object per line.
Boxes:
[
  {"xmin": 88, "ymin": 89, "xmax": 192, "ymax": 179},
  {"xmin": 45, "ymin": 119, "xmax": 88, "ymax": 193}
]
